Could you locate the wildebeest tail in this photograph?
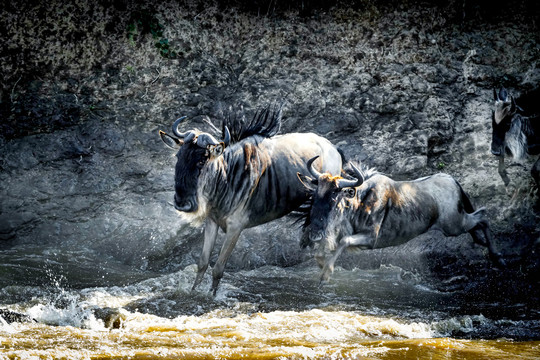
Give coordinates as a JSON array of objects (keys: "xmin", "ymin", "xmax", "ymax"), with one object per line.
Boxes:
[
  {"xmin": 338, "ymin": 148, "xmax": 347, "ymax": 164},
  {"xmin": 456, "ymin": 180, "xmax": 489, "ymax": 230},
  {"xmin": 471, "ymin": 207, "xmax": 486, "ymax": 220},
  {"xmin": 456, "ymin": 181, "xmax": 476, "ymax": 214},
  {"xmin": 466, "ymin": 207, "xmax": 488, "ymax": 232}
]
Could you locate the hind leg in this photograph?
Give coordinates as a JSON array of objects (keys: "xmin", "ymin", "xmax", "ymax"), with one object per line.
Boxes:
[
  {"xmin": 468, "ymin": 225, "xmax": 486, "ymax": 246},
  {"xmin": 482, "ymin": 223, "xmax": 506, "ymax": 267},
  {"xmin": 470, "ymin": 222, "xmax": 505, "ymax": 268},
  {"xmin": 320, "ymin": 234, "xmax": 373, "ymax": 284}
]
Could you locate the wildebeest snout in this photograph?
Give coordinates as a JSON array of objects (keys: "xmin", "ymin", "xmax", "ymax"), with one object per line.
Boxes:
[
  {"xmin": 310, "ymin": 231, "xmax": 324, "ymax": 242},
  {"xmin": 490, "ymin": 145, "xmax": 502, "ymax": 156},
  {"xmin": 174, "ymin": 194, "xmax": 197, "ymax": 212}
]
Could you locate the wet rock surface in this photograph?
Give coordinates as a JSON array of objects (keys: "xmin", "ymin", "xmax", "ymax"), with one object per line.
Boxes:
[{"xmin": 0, "ymin": 0, "xmax": 539, "ymax": 299}]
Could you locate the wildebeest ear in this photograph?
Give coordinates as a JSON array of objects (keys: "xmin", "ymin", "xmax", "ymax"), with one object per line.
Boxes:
[
  {"xmin": 208, "ymin": 143, "xmax": 225, "ymax": 158},
  {"xmin": 159, "ymin": 130, "xmax": 182, "ymax": 149},
  {"xmin": 498, "ymin": 87, "xmax": 508, "ymax": 102},
  {"xmin": 297, "ymin": 172, "xmax": 317, "ymax": 191}
]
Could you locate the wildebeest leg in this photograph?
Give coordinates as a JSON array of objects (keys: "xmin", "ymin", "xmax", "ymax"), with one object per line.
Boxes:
[
  {"xmin": 498, "ymin": 155, "xmax": 510, "ymax": 186},
  {"xmin": 192, "ymin": 220, "xmax": 219, "ymax": 292},
  {"xmin": 468, "ymin": 222, "xmax": 505, "ymax": 268},
  {"xmin": 468, "ymin": 225, "xmax": 486, "ymax": 246},
  {"xmin": 211, "ymin": 227, "xmax": 243, "ymax": 296},
  {"xmin": 314, "ymin": 241, "xmax": 329, "ymax": 269},
  {"xmin": 315, "ymin": 250, "xmax": 325, "ymax": 269},
  {"xmin": 480, "ymin": 222, "xmax": 505, "ymax": 268},
  {"xmin": 320, "ymin": 234, "xmax": 373, "ymax": 284}
]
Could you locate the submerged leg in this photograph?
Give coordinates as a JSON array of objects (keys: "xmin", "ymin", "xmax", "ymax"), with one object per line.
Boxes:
[
  {"xmin": 320, "ymin": 234, "xmax": 373, "ymax": 284},
  {"xmin": 211, "ymin": 227, "xmax": 243, "ymax": 296},
  {"xmin": 192, "ymin": 220, "xmax": 218, "ymax": 292},
  {"xmin": 314, "ymin": 241, "xmax": 328, "ymax": 269},
  {"xmin": 468, "ymin": 225, "xmax": 486, "ymax": 246}
]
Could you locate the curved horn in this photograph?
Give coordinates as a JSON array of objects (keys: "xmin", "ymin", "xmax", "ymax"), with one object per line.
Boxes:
[
  {"xmin": 223, "ymin": 126, "xmax": 231, "ymax": 147},
  {"xmin": 307, "ymin": 156, "xmax": 323, "ymax": 178},
  {"xmin": 196, "ymin": 133, "xmax": 221, "ymax": 148},
  {"xmin": 172, "ymin": 116, "xmax": 190, "ymax": 138},
  {"xmin": 337, "ymin": 163, "xmax": 364, "ymax": 189}
]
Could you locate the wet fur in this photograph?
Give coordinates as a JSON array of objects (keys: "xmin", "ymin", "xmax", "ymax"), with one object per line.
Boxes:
[
  {"xmin": 162, "ymin": 104, "xmax": 344, "ymax": 294},
  {"xmin": 307, "ymin": 162, "xmax": 503, "ymax": 281}
]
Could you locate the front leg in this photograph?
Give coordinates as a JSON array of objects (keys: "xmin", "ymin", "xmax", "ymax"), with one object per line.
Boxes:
[
  {"xmin": 320, "ymin": 233, "xmax": 374, "ymax": 283},
  {"xmin": 498, "ymin": 155, "xmax": 510, "ymax": 186},
  {"xmin": 192, "ymin": 219, "xmax": 218, "ymax": 291},
  {"xmin": 314, "ymin": 241, "xmax": 329, "ymax": 269},
  {"xmin": 211, "ymin": 226, "xmax": 243, "ymax": 296}
]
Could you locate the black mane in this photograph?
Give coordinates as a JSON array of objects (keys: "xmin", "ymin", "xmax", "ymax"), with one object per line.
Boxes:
[
  {"xmin": 221, "ymin": 104, "xmax": 283, "ymax": 144},
  {"xmin": 343, "ymin": 161, "xmax": 379, "ymax": 182}
]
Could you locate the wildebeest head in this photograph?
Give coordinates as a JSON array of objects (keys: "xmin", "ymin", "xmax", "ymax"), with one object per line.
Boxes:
[
  {"xmin": 298, "ymin": 157, "xmax": 363, "ymax": 243},
  {"xmin": 160, "ymin": 116, "xmax": 231, "ymax": 212},
  {"xmin": 491, "ymin": 87, "xmax": 517, "ymax": 156}
]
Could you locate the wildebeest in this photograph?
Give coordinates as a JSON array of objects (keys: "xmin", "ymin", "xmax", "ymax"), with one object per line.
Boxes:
[
  {"xmin": 298, "ymin": 158, "xmax": 504, "ymax": 282},
  {"xmin": 491, "ymin": 87, "xmax": 540, "ymax": 187},
  {"xmin": 160, "ymin": 106, "xmax": 343, "ymax": 294}
]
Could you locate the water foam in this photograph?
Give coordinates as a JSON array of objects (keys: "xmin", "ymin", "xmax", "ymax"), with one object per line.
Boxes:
[{"xmin": 0, "ymin": 315, "xmax": 14, "ymax": 334}]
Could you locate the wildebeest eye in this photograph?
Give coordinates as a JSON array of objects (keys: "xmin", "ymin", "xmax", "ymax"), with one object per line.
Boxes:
[{"xmin": 343, "ymin": 188, "xmax": 356, "ymax": 198}]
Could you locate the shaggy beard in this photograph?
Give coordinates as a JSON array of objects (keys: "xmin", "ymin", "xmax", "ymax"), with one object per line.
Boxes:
[
  {"xmin": 323, "ymin": 210, "xmax": 353, "ymax": 252},
  {"xmin": 176, "ymin": 191, "xmax": 209, "ymax": 226}
]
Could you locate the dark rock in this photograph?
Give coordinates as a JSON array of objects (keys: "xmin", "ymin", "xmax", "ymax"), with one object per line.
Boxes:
[
  {"xmin": 91, "ymin": 307, "xmax": 127, "ymax": 329},
  {"xmin": 0, "ymin": 309, "xmax": 36, "ymax": 324},
  {"xmin": 0, "ymin": 1, "xmax": 538, "ymax": 294}
]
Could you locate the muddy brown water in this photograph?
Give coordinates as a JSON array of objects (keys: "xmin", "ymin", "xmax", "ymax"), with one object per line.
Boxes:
[{"xmin": 1, "ymin": 243, "xmax": 539, "ymax": 359}]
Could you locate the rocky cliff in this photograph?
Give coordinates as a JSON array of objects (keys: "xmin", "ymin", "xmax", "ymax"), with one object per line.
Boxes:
[{"xmin": 1, "ymin": 0, "xmax": 539, "ymax": 295}]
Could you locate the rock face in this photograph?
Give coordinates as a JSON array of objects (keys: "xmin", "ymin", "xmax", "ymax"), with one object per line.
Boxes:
[{"xmin": 0, "ymin": 1, "xmax": 539, "ymax": 290}]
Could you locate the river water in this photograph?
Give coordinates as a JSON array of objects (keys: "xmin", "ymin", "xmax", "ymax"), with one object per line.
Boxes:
[{"xmin": 1, "ymin": 243, "xmax": 539, "ymax": 360}]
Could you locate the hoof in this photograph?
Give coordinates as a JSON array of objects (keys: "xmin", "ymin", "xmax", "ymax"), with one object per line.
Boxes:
[
  {"xmin": 318, "ymin": 269, "xmax": 331, "ymax": 287},
  {"xmin": 211, "ymin": 278, "xmax": 221, "ymax": 296}
]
